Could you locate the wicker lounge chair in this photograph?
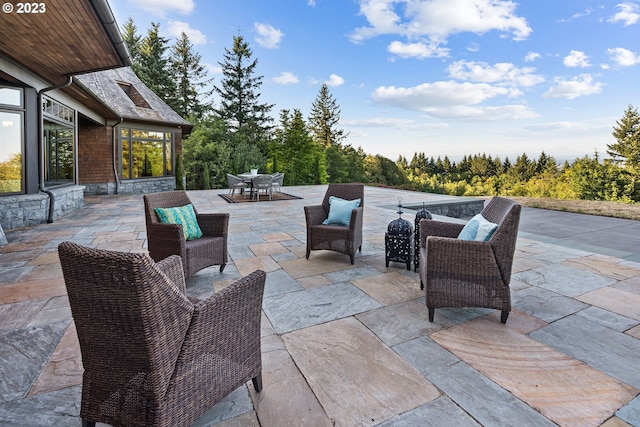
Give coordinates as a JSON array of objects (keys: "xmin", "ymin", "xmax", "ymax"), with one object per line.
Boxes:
[
  {"xmin": 419, "ymin": 196, "xmax": 521, "ymax": 323},
  {"xmin": 252, "ymin": 174, "xmax": 273, "ymax": 201},
  {"xmin": 304, "ymin": 183, "xmax": 364, "ymax": 264},
  {"xmin": 58, "ymin": 241, "xmax": 265, "ymax": 427},
  {"xmin": 143, "ymin": 190, "xmax": 228, "ymax": 277}
]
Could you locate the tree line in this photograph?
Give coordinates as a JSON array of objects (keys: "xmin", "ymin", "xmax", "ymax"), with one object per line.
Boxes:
[{"xmin": 121, "ymin": 20, "xmax": 640, "ymax": 203}]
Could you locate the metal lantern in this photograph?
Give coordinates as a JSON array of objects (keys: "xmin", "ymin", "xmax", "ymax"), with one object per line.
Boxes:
[
  {"xmin": 385, "ymin": 197, "xmax": 413, "ymax": 270},
  {"xmin": 414, "ymin": 202, "xmax": 433, "ymax": 272}
]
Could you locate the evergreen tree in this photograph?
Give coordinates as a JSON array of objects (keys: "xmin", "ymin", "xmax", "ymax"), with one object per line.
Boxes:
[
  {"xmin": 274, "ymin": 109, "xmax": 326, "ymax": 185},
  {"xmin": 308, "ymin": 83, "xmax": 348, "ymax": 147},
  {"xmin": 169, "ymin": 32, "xmax": 213, "ymax": 120},
  {"xmin": 214, "ymin": 35, "xmax": 274, "ymax": 155},
  {"xmin": 121, "ymin": 18, "xmax": 142, "ymax": 70},
  {"xmin": 608, "ymin": 104, "xmax": 640, "ymax": 172},
  {"xmin": 137, "ymin": 23, "xmax": 178, "ymax": 110}
]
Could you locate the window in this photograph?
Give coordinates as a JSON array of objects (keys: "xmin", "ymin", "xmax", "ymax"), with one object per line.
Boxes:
[
  {"xmin": 43, "ymin": 97, "xmax": 75, "ymax": 187},
  {"xmin": 0, "ymin": 87, "xmax": 24, "ymax": 194},
  {"xmin": 120, "ymin": 128, "xmax": 173, "ymax": 179}
]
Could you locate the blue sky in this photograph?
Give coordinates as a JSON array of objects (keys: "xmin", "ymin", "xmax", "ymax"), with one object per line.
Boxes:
[{"xmin": 107, "ymin": 0, "xmax": 640, "ymax": 162}]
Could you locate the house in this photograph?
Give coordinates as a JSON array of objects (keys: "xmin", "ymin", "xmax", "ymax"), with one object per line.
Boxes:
[{"xmin": 0, "ymin": 0, "xmax": 191, "ymax": 232}]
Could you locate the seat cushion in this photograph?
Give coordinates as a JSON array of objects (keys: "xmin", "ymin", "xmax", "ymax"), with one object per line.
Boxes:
[
  {"xmin": 323, "ymin": 196, "xmax": 361, "ymax": 226},
  {"xmin": 457, "ymin": 213, "xmax": 498, "ymax": 242},
  {"xmin": 155, "ymin": 204, "xmax": 203, "ymax": 240}
]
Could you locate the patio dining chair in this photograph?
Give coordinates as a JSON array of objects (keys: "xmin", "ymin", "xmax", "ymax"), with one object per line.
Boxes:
[
  {"xmin": 419, "ymin": 196, "xmax": 521, "ymax": 323},
  {"xmin": 227, "ymin": 173, "xmax": 247, "ymax": 198},
  {"xmin": 252, "ymin": 174, "xmax": 273, "ymax": 201},
  {"xmin": 304, "ymin": 183, "xmax": 364, "ymax": 264},
  {"xmin": 271, "ymin": 172, "xmax": 284, "ymax": 193},
  {"xmin": 58, "ymin": 241, "xmax": 265, "ymax": 427},
  {"xmin": 143, "ymin": 190, "xmax": 228, "ymax": 277}
]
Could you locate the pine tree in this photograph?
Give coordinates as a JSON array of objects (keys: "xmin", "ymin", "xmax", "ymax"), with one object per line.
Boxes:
[
  {"xmin": 169, "ymin": 32, "xmax": 213, "ymax": 120},
  {"xmin": 214, "ymin": 35, "xmax": 274, "ymax": 154},
  {"xmin": 137, "ymin": 23, "xmax": 178, "ymax": 111},
  {"xmin": 608, "ymin": 104, "xmax": 640, "ymax": 171}
]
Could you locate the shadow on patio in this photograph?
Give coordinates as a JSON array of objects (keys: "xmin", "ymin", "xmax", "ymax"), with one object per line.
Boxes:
[{"xmin": 0, "ymin": 185, "xmax": 639, "ymax": 426}]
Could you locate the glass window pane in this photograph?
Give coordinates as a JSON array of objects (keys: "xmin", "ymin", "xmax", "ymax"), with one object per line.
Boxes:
[
  {"xmin": 44, "ymin": 121, "xmax": 74, "ymax": 185},
  {"xmin": 132, "ymin": 140, "xmax": 164, "ymax": 178},
  {"xmin": 165, "ymin": 140, "xmax": 172, "ymax": 176},
  {"xmin": 0, "ymin": 111, "xmax": 23, "ymax": 193},
  {"xmin": 121, "ymin": 128, "xmax": 129, "ymax": 138},
  {"xmin": 0, "ymin": 88, "xmax": 21, "ymax": 107}
]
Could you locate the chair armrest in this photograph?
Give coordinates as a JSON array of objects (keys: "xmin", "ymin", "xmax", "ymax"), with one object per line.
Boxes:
[
  {"xmin": 155, "ymin": 255, "xmax": 187, "ymax": 294},
  {"xmin": 305, "ymin": 205, "xmax": 327, "ymax": 226},
  {"xmin": 179, "ymin": 270, "xmax": 266, "ymax": 366},
  {"xmin": 420, "ymin": 219, "xmax": 464, "ymax": 247},
  {"xmin": 348, "ymin": 207, "xmax": 364, "ymax": 233},
  {"xmin": 426, "ymin": 236, "xmax": 501, "ymax": 279},
  {"xmin": 197, "ymin": 213, "xmax": 229, "ymax": 238},
  {"xmin": 147, "ymin": 222, "xmax": 186, "ymax": 260}
]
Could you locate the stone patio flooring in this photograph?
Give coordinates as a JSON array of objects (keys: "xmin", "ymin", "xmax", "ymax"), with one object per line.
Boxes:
[{"xmin": 0, "ymin": 185, "xmax": 639, "ymax": 426}]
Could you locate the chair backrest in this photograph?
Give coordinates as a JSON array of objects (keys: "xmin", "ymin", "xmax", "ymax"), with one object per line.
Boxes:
[
  {"xmin": 227, "ymin": 173, "xmax": 243, "ymax": 187},
  {"xmin": 252, "ymin": 174, "xmax": 273, "ymax": 189},
  {"xmin": 322, "ymin": 183, "xmax": 365, "ymax": 214},
  {"xmin": 58, "ymin": 241, "xmax": 194, "ymax": 399},
  {"xmin": 481, "ymin": 196, "xmax": 521, "ymax": 284},
  {"xmin": 272, "ymin": 172, "xmax": 284, "ymax": 185},
  {"xmin": 143, "ymin": 190, "xmax": 195, "ymax": 226}
]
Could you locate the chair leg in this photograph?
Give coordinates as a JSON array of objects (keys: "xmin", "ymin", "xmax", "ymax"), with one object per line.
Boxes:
[
  {"xmin": 306, "ymin": 248, "xmax": 310, "ymax": 259},
  {"xmin": 252, "ymin": 372, "xmax": 263, "ymax": 393},
  {"xmin": 428, "ymin": 307, "xmax": 435, "ymax": 322},
  {"xmin": 501, "ymin": 310, "xmax": 509, "ymax": 324},
  {"xmin": 82, "ymin": 420, "xmax": 96, "ymax": 427},
  {"xmin": 219, "ymin": 263, "xmax": 226, "ymax": 273},
  {"xmin": 420, "ymin": 280, "xmax": 424, "ymax": 290},
  {"xmin": 350, "ymin": 255, "xmax": 354, "ymax": 265}
]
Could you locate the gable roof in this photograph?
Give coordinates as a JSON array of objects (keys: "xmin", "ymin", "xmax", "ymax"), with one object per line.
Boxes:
[{"xmin": 74, "ymin": 67, "xmax": 192, "ymax": 131}]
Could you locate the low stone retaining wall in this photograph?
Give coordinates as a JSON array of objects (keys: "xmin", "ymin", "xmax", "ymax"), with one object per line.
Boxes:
[
  {"xmin": 0, "ymin": 185, "xmax": 85, "ymax": 231},
  {"xmin": 405, "ymin": 198, "xmax": 485, "ymax": 219}
]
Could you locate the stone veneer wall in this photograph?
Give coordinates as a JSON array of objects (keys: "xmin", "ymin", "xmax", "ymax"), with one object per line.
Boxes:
[
  {"xmin": 0, "ymin": 185, "xmax": 85, "ymax": 231},
  {"xmin": 82, "ymin": 177, "xmax": 175, "ymax": 195}
]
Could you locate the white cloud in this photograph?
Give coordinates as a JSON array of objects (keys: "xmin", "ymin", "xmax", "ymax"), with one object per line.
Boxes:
[
  {"xmin": 350, "ymin": 0, "xmax": 531, "ymax": 45},
  {"xmin": 273, "ymin": 72, "xmax": 299, "ymax": 85},
  {"xmin": 563, "ymin": 50, "xmax": 591, "ymax": 68},
  {"xmin": 343, "ymin": 117, "xmax": 450, "ymax": 129},
  {"xmin": 543, "ymin": 74, "xmax": 604, "ymax": 99},
  {"xmin": 128, "ymin": 0, "xmax": 194, "ymax": 16},
  {"xmin": 205, "ymin": 63, "xmax": 222, "ymax": 75},
  {"xmin": 387, "ymin": 41, "xmax": 449, "ymax": 58},
  {"xmin": 167, "ymin": 21, "xmax": 207, "ymax": 45},
  {"xmin": 447, "ymin": 60, "xmax": 544, "ymax": 87},
  {"xmin": 254, "ymin": 23, "xmax": 284, "ymax": 49},
  {"xmin": 325, "ymin": 74, "xmax": 345, "ymax": 87},
  {"xmin": 371, "ymin": 80, "xmax": 536, "ymax": 120},
  {"xmin": 607, "ymin": 47, "xmax": 640, "ymax": 66},
  {"xmin": 608, "ymin": 2, "xmax": 640, "ymax": 26},
  {"xmin": 525, "ymin": 52, "xmax": 541, "ymax": 62}
]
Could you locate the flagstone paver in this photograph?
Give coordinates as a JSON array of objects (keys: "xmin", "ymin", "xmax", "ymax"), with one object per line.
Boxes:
[{"xmin": 1, "ymin": 185, "xmax": 639, "ymax": 426}]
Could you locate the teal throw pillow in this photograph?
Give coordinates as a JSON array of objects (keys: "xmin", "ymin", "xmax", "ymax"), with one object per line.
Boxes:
[
  {"xmin": 457, "ymin": 214, "xmax": 498, "ymax": 242},
  {"xmin": 322, "ymin": 196, "xmax": 361, "ymax": 226},
  {"xmin": 154, "ymin": 204, "xmax": 203, "ymax": 240}
]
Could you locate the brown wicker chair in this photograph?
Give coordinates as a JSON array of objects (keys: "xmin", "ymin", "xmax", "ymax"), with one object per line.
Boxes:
[
  {"xmin": 419, "ymin": 196, "xmax": 521, "ymax": 323},
  {"xmin": 304, "ymin": 183, "xmax": 364, "ymax": 264},
  {"xmin": 143, "ymin": 190, "xmax": 228, "ymax": 277},
  {"xmin": 58, "ymin": 241, "xmax": 265, "ymax": 427}
]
